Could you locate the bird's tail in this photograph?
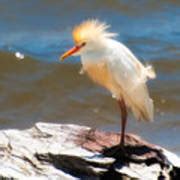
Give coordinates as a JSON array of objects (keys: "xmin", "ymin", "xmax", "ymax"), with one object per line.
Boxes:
[
  {"xmin": 145, "ymin": 65, "xmax": 156, "ymax": 79},
  {"xmin": 127, "ymin": 83, "xmax": 154, "ymax": 122}
]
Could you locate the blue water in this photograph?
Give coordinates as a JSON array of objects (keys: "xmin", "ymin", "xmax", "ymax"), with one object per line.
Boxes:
[
  {"xmin": 0, "ymin": 1, "xmax": 179, "ymax": 155},
  {"xmin": 0, "ymin": 1, "xmax": 179, "ymax": 62}
]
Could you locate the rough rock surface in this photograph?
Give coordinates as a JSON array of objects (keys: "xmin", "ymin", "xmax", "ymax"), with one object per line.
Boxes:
[{"xmin": 0, "ymin": 122, "xmax": 179, "ymax": 179}]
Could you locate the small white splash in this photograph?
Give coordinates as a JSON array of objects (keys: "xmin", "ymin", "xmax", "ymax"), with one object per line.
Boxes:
[
  {"xmin": 79, "ymin": 68, "xmax": 84, "ymax": 75},
  {"xmin": 15, "ymin": 52, "xmax": 24, "ymax": 60},
  {"xmin": 112, "ymin": 94, "xmax": 117, "ymax": 99}
]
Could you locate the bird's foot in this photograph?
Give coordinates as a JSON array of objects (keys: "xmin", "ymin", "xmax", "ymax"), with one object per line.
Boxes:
[
  {"xmin": 103, "ymin": 143, "xmax": 143, "ymax": 164},
  {"xmin": 103, "ymin": 143, "xmax": 127, "ymax": 159}
]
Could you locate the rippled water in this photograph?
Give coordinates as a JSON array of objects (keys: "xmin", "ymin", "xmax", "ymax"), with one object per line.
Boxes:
[{"xmin": 0, "ymin": 1, "xmax": 179, "ymax": 155}]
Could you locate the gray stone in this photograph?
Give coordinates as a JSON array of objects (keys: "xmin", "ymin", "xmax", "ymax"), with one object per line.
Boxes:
[{"xmin": 0, "ymin": 122, "xmax": 179, "ymax": 179}]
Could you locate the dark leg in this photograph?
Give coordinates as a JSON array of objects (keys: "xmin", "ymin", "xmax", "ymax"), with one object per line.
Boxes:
[
  {"xmin": 103, "ymin": 98, "xmax": 128, "ymax": 157},
  {"xmin": 117, "ymin": 98, "xmax": 127, "ymax": 147}
]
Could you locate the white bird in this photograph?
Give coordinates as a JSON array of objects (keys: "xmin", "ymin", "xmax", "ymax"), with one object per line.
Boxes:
[{"xmin": 60, "ymin": 19, "xmax": 156, "ymax": 147}]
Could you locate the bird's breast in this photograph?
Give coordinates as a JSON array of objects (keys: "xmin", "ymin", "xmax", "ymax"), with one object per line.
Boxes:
[{"xmin": 83, "ymin": 61, "xmax": 113, "ymax": 89}]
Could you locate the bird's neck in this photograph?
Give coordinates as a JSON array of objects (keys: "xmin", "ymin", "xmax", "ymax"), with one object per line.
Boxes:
[
  {"xmin": 80, "ymin": 50, "xmax": 105, "ymax": 66},
  {"xmin": 80, "ymin": 39, "xmax": 111, "ymax": 65}
]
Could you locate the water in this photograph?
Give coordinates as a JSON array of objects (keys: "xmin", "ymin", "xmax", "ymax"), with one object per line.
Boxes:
[{"xmin": 0, "ymin": 1, "xmax": 179, "ymax": 155}]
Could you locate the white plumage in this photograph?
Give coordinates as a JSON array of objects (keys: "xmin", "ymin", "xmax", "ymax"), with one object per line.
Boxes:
[
  {"xmin": 107, "ymin": 39, "xmax": 155, "ymax": 121},
  {"xmin": 81, "ymin": 37, "xmax": 155, "ymax": 121},
  {"xmin": 61, "ymin": 20, "xmax": 156, "ymax": 142}
]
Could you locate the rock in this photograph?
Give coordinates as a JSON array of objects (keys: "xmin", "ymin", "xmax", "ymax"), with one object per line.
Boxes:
[{"xmin": 0, "ymin": 122, "xmax": 179, "ymax": 179}]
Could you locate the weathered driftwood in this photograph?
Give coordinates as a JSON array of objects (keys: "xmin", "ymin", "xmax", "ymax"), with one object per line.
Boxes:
[{"xmin": 0, "ymin": 123, "xmax": 179, "ymax": 179}]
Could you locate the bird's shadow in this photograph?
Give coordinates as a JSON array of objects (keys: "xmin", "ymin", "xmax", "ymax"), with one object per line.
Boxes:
[{"xmin": 102, "ymin": 144, "xmax": 168, "ymax": 168}]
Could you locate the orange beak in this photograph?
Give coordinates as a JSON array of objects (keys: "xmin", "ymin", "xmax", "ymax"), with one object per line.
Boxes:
[{"xmin": 60, "ymin": 44, "xmax": 83, "ymax": 61}]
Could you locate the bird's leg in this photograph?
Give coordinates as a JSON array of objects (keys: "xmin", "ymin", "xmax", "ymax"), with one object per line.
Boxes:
[
  {"xmin": 103, "ymin": 98, "xmax": 128, "ymax": 157},
  {"xmin": 117, "ymin": 98, "xmax": 127, "ymax": 147}
]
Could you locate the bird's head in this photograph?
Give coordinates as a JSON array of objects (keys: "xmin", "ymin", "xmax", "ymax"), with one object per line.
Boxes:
[{"xmin": 60, "ymin": 19, "xmax": 117, "ymax": 61}]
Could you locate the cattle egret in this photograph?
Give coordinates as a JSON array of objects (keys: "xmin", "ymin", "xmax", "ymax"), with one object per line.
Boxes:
[{"xmin": 60, "ymin": 20, "xmax": 156, "ymax": 147}]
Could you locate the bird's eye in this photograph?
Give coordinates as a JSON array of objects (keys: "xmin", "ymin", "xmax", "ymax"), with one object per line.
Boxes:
[{"xmin": 81, "ymin": 42, "xmax": 86, "ymax": 47}]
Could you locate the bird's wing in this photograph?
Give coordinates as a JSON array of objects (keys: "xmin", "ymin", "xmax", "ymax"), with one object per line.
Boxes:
[{"xmin": 107, "ymin": 42, "xmax": 156, "ymax": 121}]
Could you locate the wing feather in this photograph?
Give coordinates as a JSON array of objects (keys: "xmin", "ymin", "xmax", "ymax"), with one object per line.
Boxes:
[{"xmin": 107, "ymin": 41, "xmax": 155, "ymax": 121}]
